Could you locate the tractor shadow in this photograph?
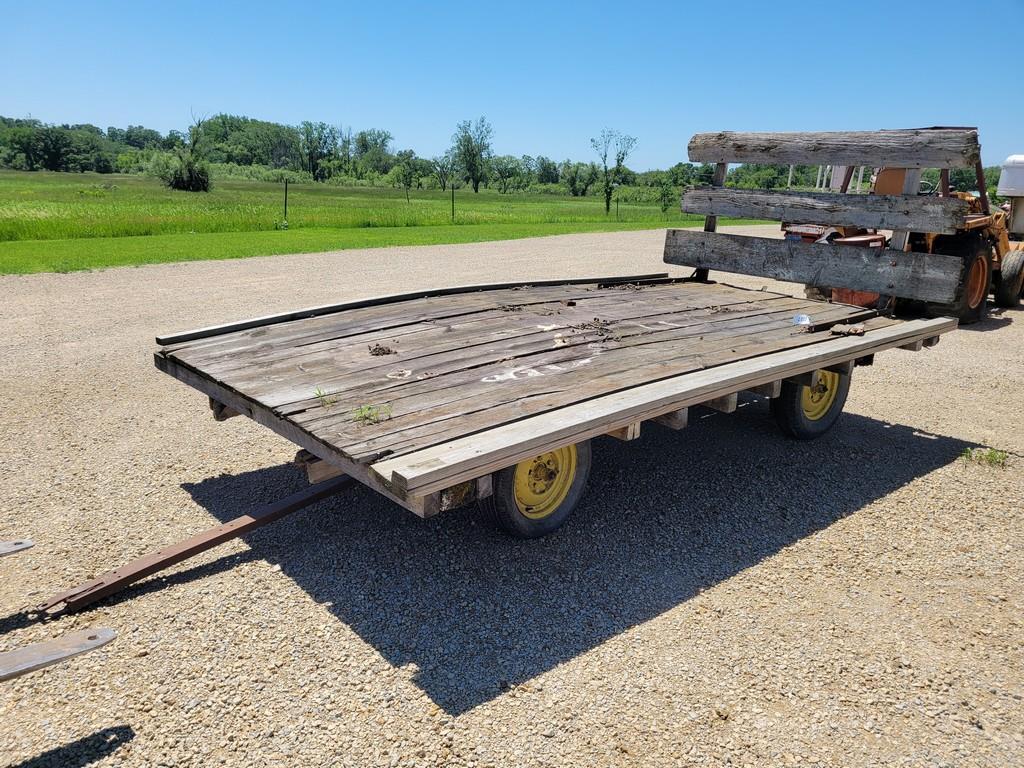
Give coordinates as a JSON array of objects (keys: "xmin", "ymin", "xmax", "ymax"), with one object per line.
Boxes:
[{"xmin": 181, "ymin": 396, "xmax": 970, "ymax": 716}]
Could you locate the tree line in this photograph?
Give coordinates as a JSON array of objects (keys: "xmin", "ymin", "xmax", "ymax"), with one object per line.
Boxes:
[
  {"xmin": 3, "ymin": 113, "xmax": 996, "ymax": 201},
  {"xmin": 0, "ymin": 114, "xmax": 698, "ymax": 205}
]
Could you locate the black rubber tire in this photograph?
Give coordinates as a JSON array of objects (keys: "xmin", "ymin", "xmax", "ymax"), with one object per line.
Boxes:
[
  {"xmin": 924, "ymin": 234, "xmax": 992, "ymax": 324},
  {"xmin": 479, "ymin": 440, "xmax": 592, "ymax": 538},
  {"xmin": 770, "ymin": 370, "xmax": 851, "ymax": 440},
  {"xmin": 994, "ymin": 247, "xmax": 1024, "ymax": 308}
]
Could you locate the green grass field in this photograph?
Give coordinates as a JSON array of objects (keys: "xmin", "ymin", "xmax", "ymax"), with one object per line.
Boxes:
[{"xmin": 0, "ymin": 170, "xmax": 757, "ymax": 274}]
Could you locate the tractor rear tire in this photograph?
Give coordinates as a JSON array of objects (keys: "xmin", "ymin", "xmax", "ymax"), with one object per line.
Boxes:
[
  {"xmin": 925, "ymin": 234, "xmax": 991, "ymax": 324},
  {"xmin": 994, "ymin": 247, "xmax": 1024, "ymax": 308}
]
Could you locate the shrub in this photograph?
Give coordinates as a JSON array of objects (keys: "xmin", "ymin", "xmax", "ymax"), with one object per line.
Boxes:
[{"xmin": 166, "ymin": 150, "xmax": 210, "ymax": 191}]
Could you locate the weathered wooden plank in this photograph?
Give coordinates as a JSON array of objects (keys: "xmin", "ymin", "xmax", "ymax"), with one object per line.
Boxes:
[
  {"xmin": 245, "ymin": 293, "xmax": 814, "ymax": 411},
  {"xmin": 156, "ymin": 273, "xmax": 671, "ymax": 346},
  {"xmin": 681, "ymin": 187, "xmax": 969, "ymax": 234},
  {"xmin": 606, "ymin": 422, "xmax": 641, "ymax": 441},
  {"xmin": 687, "ymin": 129, "xmax": 980, "ymax": 169},
  {"xmin": 663, "ymin": 230, "xmax": 961, "ymax": 303},
  {"xmin": 370, "ymin": 317, "xmax": 957, "ymax": 496},
  {"xmin": 153, "ymin": 354, "xmax": 435, "ymax": 517},
  {"xmin": 746, "ymin": 381, "xmax": 781, "ymax": 398},
  {"xmin": 701, "ymin": 393, "xmax": 738, "ymax": 413},
  {"xmin": 654, "ymin": 408, "xmax": 688, "ymax": 430},
  {"xmin": 293, "ymin": 302, "xmax": 876, "ymax": 462}
]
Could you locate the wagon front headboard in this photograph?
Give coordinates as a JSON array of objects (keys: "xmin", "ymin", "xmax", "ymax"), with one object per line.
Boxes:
[{"xmin": 663, "ymin": 128, "xmax": 981, "ymax": 304}]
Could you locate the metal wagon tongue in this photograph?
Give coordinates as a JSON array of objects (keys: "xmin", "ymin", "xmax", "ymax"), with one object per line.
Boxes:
[{"xmin": 39, "ymin": 475, "xmax": 350, "ymax": 615}]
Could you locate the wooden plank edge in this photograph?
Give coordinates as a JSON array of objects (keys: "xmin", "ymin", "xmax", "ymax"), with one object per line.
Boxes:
[
  {"xmin": 372, "ymin": 316, "xmax": 957, "ymax": 496},
  {"xmin": 155, "ymin": 273, "xmax": 673, "ymax": 346},
  {"xmin": 154, "ymin": 354, "xmax": 435, "ymax": 517}
]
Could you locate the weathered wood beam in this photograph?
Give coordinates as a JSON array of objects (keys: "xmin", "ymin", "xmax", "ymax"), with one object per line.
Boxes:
[
  {"xmin": 746, "ymin": 381, "xmax": 781, "ymax": 398},
  {"xmin": 654, "ymin": 408, "xmax": 689, "ymax": 430},
  {"xmin": 701, "ymin": 393, "xmax": 738, "ymax": 413},
  {"xmin": 681, "ymin": 187, "xmax": 969, "ymax": 234},
  {"xmin": 663, "ymin": 230, "xmax": 961, "ymax": 303},
  {"xmin": 687, "ymin": 129, "xmax": 980, "ymax": 169},
  {"xmin": 606, "ymin": 422, "xmax": 642, "ymax": 441}
]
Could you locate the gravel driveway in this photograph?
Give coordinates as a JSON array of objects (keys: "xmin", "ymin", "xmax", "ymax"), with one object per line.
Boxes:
[{"xmin": 1, "ymin": 227, "xmax": 1021, "ymax": 767}]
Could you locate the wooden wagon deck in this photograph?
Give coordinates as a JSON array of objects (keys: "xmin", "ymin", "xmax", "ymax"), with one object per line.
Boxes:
[{"xmin": 155, "ymin": 275, "xmax": 954, "ymax": 513}]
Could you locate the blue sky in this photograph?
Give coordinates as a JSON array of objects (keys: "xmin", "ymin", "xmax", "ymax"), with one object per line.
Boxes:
[{"xmin": 6, "ymin": 0, "xmax": 1022, "ymax": 168}]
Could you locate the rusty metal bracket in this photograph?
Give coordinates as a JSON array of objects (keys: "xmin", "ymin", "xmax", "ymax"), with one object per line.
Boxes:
[
  {"xmin": 40, "ymin": 475, "xmax": 350, "ymax": 614},
  {"xmin": 0, "ymin": 628, "xmax": 116, "ymax": 682}
]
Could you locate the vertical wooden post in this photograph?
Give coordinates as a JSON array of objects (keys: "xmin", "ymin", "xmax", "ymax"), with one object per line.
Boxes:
[
  {"xmin": 975, "ymin": 160, "xmax": 990, "ymax": 214},
  {"xmin": 451, "ymin": 184, "xmax": 455, "ymax": 222},
  {"xmin": 283, "ymin": 179, "xmax": 289, "ymax": 222},
  {"xmin": 856, "ymin": 166, "xmax": 864, "ymax": 193},
  {"xmin": 695, "ymin": 162, "xmax": 727, "ymax": 282},
  {"xmin": 787, "ymin": 164, "xmax": 794, "ymax": 188},
  {"xmin": 889, "ymin": 169, "xmax": 922, "ymax": 253},
  {"xmin": 839, "ymin": 165, "xmax": 855, "ymax": 194}
]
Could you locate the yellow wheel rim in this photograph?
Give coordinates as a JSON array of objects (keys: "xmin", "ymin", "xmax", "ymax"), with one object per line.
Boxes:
[
  {"xmin": 512, "ymin": 446, "xmax": 577, "ymax": 519},
  {"xmin": 801, "ymin": 370, "xmax": 840, "ymax": 421}
]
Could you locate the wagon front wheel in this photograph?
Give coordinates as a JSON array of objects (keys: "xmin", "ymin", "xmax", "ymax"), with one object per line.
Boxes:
[
  {"xmin": 771, "ymin": 369, "xmax": 851, "ymax": 440},
  {"xmin": 480, "ymin": 441, "xmax": 592, "ymax": 538}
]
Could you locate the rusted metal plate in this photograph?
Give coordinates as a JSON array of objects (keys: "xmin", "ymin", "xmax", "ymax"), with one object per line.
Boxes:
[
  {"xmin": 0, "ymin": 540, "xmax": 34, "ymax": 557},
  {"xmin": 0, "ymin": 628, "xmax": 116, "ymax": 681}
]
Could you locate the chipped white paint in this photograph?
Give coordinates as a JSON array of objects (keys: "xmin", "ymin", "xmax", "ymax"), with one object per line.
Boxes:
[{"xmin": 481, "ymin": 357, "xmax": 594, "ymax": 383}]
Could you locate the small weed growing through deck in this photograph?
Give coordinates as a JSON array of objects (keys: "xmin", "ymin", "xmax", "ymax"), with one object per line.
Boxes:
[
  {"xmin": 368, "ymin": 343, "xmax": 396, "ymax": 356},
  {"xmin": 352, "ymin": 404, "xmax": 393, "ymax": 424},
  {"xmin": 314, "ymin": 387, "xmax": 338, "ymax": 408},
  {"xmin": 961, "ymin": 447, "xmax": 1009, "ymax": 468}
]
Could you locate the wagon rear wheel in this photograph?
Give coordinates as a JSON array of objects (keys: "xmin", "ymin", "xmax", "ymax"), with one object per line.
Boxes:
[
  {"xmin": 771, "ymin": 369, "xmax": 851, "ymax": 440},
  {"xmin": 480, "ymin": 441, "xmax": 591, "ymax": 538}
]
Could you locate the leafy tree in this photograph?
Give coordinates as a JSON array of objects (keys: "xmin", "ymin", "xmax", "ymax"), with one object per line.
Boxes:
[
  {"xmin": 123, "ymin": 125, "xmax": 163, "ymax": 149},
  {"xmin": 393, "ymin": 149, "xmax": 417, "ymax": 201},
  {"xmin": 298, "ymin": 121, "xmax": 338, "ymax": 181},
  {"xmin": 561, "ymin": 160, "xmax": 599, "ymax": 197},
  {"xmin": 354, "ymin": 129, "xmax": 393, "ymax": 177},
  {"xmin": 535, "ymin": 156, "xmax": 559, "ymax": 184},
  {"xmin": 659, "ymin": 177, "xmax": 676, "ymax": 213},
  {"xmin": 3, "ymin": 125, "xmax": 41, "ymax": 169},
  {"xmin": 452, "ymin": 117, "xmax": 493, "ymax": 193},
  {"xmin": 431, "ymin": 151, "xmax": 456, "ymax": 191},
  {"xmin": 591, "ymin": 128, "xmax": 637, "ymax": 213},
  {"xmin": 490, "ymin": 155, "xmax": 522, "ymax": 193}
]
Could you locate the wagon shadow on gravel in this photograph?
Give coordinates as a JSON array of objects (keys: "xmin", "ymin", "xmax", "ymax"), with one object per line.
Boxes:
[{"xmin": 182, "ymin": 396, "xmax": 971, "ymax": 715}]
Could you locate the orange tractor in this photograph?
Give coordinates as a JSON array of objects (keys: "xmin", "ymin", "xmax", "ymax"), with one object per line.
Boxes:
[{"xmin": 785, "ymin": 149, "xmax": 1024, "ymax": 322}]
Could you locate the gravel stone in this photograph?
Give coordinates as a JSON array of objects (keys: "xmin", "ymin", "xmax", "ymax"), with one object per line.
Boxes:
[{"xmin": 1, "ymin": 227, "xmax": 1021, "ymax": 767}]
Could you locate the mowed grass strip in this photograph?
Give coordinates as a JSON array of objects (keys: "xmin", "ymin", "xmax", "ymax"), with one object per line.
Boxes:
[{"xmin": 2, "ymin": 221, "xmax": 764, "ymax": 274}]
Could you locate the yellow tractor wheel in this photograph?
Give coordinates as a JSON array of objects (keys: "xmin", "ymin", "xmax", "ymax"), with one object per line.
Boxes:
[
  {"xmin": 480, "ymin": 441, "xmax": 592, "ymax": 538},
  {"xmin": 771, "ymin": 369, "xmax": 851, "ymax": 440}
]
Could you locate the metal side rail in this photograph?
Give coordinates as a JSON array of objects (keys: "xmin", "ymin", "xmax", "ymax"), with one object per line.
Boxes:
[{"xmin": 40, "ymin": 474, "xmax": 351, "ymax": 615}]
